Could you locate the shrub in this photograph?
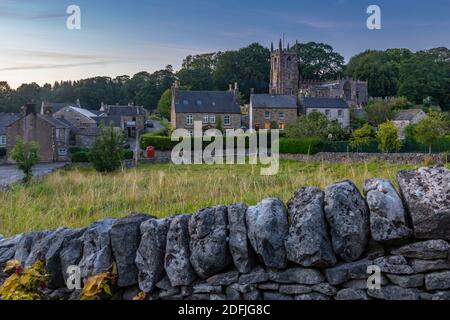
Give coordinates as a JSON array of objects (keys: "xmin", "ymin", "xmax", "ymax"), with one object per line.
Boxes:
[
  {"xmin": 140, "ymin": 135, "xmax": 176, "ymax": 151},
  {"xmin": 11, "ymin": 137, "xmax": 39, "ymax": 183},
  {"xmin": 71, "ymin": 151, "xmax": 90, "ymax": 163},
  {"xmin": 279, "ymin": 138, "xmax": 323, "ymax": 154},
  {"xmin": 377, "ymin": 121, "xmax": 402, "ymax": 153},
  {"xmin": 0, "ymin": 260, "xmax": 49, "ymax": 300},
  {"xmin": 69, "ymin": 146, "xmax": 90, "ymax": 154},
  {"xmin": 0, "ymin": 147, "xmax": 6, "ymax": 157},
  {"xmin": 122, "ymin": 149, "xmax": 134, "ymax": 160},
  {"xmin": 89, "ymin": 125, "xmax": 126, "ymax": 172}
]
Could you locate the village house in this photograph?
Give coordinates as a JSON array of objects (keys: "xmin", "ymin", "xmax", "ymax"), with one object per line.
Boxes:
[
  {"xmin": 249, "ymin": 94, "xmax": 298, "ymax": 130},
  {"xmin": 171, "ymin": 83, "xmax": 242, "ymax": 133},
  {"xmin": 301, "ymin": 96, "xmax": 350, "ymax": 129},
  {"xmin": 0, "ymin": 113, "xmax": 20, "ymax": 148},
  {"xmin": 393, "ymin": 109, "xmax": 427, "ymax": 139},
  {"xmin": 99, "ymin": 104, "xmax": 146, "ymax": 138},
  {"xmin": 6, "ymin": 103, "xmax": 71, "ymax": 162},
  {"xmin": 53, "ymin": 105, "xmax": 98, "ymax": 129}
]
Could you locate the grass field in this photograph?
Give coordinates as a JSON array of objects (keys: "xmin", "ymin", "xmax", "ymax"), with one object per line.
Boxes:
[{"xmin": 0, "ymin": 160, "xmax": 444, "ymax": 237}]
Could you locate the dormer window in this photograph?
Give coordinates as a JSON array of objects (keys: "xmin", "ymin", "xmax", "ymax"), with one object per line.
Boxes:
[
  {"xmin": 196, "ymin": 100, "xmax": 203, "ymax": 106},
  {"xmin": 183, "ymin": 100, "xmax": 189, "ymax": 105}
]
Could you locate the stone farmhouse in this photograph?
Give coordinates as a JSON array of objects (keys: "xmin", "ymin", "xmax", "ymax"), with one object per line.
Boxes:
[
  {"xmin": 301, "ymin": 96, "xmax": 350, "ymax": 129},
  {"xmin": 99, "ymin": 104, "xmax": 147, "ymax": 138},
  {"xmin": 0, "ymin": 113, "xmax": 20, "ymax": 148},
  {"xmin": 393, "ymin": 109, "xmax": 427, "ymax": 139},
  {"xmin": 249, "ymin": 94, "xmax": 298, "ymax": 130},
  {"xmin": 6, "ymin": 103, "xmax": 71, "ymax": 162},
  {"xmin": 171, "ymin": 83, "xmax": 242, "ymax": 133}
]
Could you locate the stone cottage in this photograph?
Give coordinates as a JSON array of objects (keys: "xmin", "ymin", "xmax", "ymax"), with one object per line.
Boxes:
[
  {"xmin": 98, "ymin": 104, "xmax": 146, "ymax": 138},
  {"xmin": 250, "ymin": 94, "xmax": 298, "ymax": 130},
  {"xmin": 6, "ymin": 103, "xmax": 71, "ymax": 162},
  {"xmin": 171, "ymin": 84, "xmax": 242, "ymax": 133},
  {"xmin": 393, "ymin": 109, "xmax": 427, "ymax": 139},
  {"xmin": 301, "ymin": 96, "xmax": 350, "ymax": 129}
]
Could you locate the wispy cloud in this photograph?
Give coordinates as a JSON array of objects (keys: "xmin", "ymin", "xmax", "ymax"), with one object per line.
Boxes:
[
  {"xmin": 0, "ymin": 60, "xmax": 123, "ymax": 72},
  {"xmin": 0, "ymin": 5, "xmax": 66, "ymax": 21}
]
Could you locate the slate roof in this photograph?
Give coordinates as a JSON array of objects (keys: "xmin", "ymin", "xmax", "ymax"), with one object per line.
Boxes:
[
  {"xmin": 301, "ymin": 97, "xmax": 348, "ymax": 109},
  {"xmin": 105, "ymin": 105, "xmax": 145, "ymax": 116},
  {"xmin": 94, "ymin": 116, "xmax": 122, "ymax": 127},
  {"xmin": 67, "ymin": 106, "xmax": 98, "ymax": 118},
  {"xmin": 251, "ymin": 94, "xmax": 297, "ymax": 109},
  {"xmin": 173, "ymin": 90, "xmax": 241, "ymax": 114},
  {"xmin": 0, "ymin": 113, "xmax": 20, "ymax": 135},
  {"xmin": 394, "ymin": 109, "xmax": 425, "ymax": 121},
  {"xmin": 43, "ymin": 102, "xmax": 79, "ymax": 114},
  {"xmin": 37, "ymin": 114, "xmax": 71, "ymax": 129}
]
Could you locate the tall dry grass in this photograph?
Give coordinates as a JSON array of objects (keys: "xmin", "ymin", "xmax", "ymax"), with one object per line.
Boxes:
[{"xmin": 0, "ymin": 160, "xmax": 421, "ymax": 236}]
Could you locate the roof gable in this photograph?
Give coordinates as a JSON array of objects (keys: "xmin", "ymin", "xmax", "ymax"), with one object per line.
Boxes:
[
  {"xmin": 174, "ymin": 90, "xmax": 241, "ymax": 114},
  {"xmin": 0, "ymin": 113, "xmax": 20, "ymax": 135},
  {"xmin": 301, "ymin": 97, "xmax": 348, "ymax": 109},
  {"xmin": 251, "ymin": 94, "xmax": 297, "ymax": 109}
]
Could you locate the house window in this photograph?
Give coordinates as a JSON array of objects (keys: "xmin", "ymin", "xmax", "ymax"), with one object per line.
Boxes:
[
  {"xmin": 325, "ymin": 110, "xmax": 331, "ymax": 117},
  {"xmin": 183, "ymin": 100, "xmax": 189, "ymax": 105},
  {"xmin": 203, "ymin": 115, "xmax": 209, "ymax": 124},
  {"xmin": 209, "ymin": 115, "xmax": 216, "ymax": 124},
  {"xmin": 279, "ymin": 122, "xmax": 285, "ymax": 130},
  {"xmin": 224, "ymin": 115, "xmax": 231, "ymax": 126},
  {"xmin": 58, "ymin": 148, "xmax": 68, "ymax": 156},
  {"xmin": 279, "ymin": 112, "xmax": 285, "ymax": 120},
  {"xmin": 186, "ymin": 114, "xmax": 193, "ymax": 125},
  {"xmin": 0, "ymin": 135, "xmax": 6, "ymax": 145},
  {"xmin": 197, "ymin": 100, "xmax": 203, "ymax": 106},
  {"xmin": 264, "ymin": 111, "xmax": 270, "ymax": 119},
  {"xmin": 56, "ymin": 129, "xmax": 65, "ymax": 141},
  {"xmin": 338, "ymin": 110, "xmax": 344, "ymax": 118}
]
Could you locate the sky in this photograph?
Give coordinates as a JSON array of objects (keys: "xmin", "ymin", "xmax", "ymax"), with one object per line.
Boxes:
[{"xmin": 0, "ymin": 0, "xmax": 449, "ymax": 88}]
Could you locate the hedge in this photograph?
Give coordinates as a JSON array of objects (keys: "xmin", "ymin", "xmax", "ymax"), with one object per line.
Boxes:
[
  {"xmin": 69, "ymin": 146, "xmax": 90, "ymax": 154},
  {"xmin": 279, "ymin": 138, "xmax": 323, "ymax": 154},
  {"xmin": 71, "ymin": 151, "xmax": 90, "ymax": 163},
  {"xmin": 0, "ymin": 147, "xmax": 6, "ymax": 157},
  {"xmin": 122, "ymin": 149, "xmax": 134, "ymax": 160}
]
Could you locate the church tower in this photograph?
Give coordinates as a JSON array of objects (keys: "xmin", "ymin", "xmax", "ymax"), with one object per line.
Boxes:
[{"xmin": 269, "ymin": 39, "xmax": 299, "ymax": 95}]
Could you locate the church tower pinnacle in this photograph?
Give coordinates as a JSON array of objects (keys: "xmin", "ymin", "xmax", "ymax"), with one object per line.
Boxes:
[{"xmin": 269, "ymin": 38, "xmax": 299, "ymax": 95}]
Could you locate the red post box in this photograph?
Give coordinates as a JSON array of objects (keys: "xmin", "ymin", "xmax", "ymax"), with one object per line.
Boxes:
[{"xmin": 146, "ymin": 146, "xmax": 155, "ymax": 159}]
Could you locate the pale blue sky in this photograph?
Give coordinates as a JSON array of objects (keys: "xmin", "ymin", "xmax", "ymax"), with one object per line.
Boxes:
[{"xmin": 0, "ymin": 0, "xmax": 449, "ymax": 88}]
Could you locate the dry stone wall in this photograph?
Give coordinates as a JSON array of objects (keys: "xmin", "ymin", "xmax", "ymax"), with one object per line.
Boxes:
[{"xmin": 0, "ymin": 166, "xmax": 449, "ymax": 300}]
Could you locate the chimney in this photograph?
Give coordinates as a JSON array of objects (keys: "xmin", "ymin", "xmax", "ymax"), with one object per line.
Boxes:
[
  {"xmin": 24, "ymin": 103, "xmax": 37, "ymax": 116},
  {"xmin": 76, "ymin": 98, "xmax": 81, "ymax": 107},
  {"xmin": 250, "ymin": 88, "xmax": 255, "ymax": 95},
  {"xmin": 229, "ymin": 83, "xmax": 233, "ymax": 92},
  {"xmin": 43, "ymin": 105, "xmax": 53, "ymax": 116}
]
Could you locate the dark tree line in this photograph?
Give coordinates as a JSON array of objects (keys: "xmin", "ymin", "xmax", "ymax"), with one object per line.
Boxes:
[{"xmin": 0, "ymin": 42, "xmax": 448, "ymax": 113}]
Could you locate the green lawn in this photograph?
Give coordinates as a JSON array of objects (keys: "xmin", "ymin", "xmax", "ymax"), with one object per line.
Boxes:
[{"xmin": 0, "ymin": 160, "xmax": 443, "ymax": 237}]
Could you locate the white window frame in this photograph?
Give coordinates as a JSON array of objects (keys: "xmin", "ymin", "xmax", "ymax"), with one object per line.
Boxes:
[
  {"xmin": 0, "ymin": 135, "xmax": 6, "ymax": 145},
  {"xmin": 224, "ymin": 115, "xmax": 231, "ymax": 126},
  {"xmin": 338, "ymin": 110, "xmax": 344, "ymax": 118},
  {"xmin": 202, "ymin": 115, "xmax": 209, "ymax": 124},
  {"xmin": 279, "ymin": 112, "xmax": 285, "ymax": 120},
  {"xmin": 186, "ymin": 114, "xmax": 193, "ymax": 125},
  {"xmin": 209, "ymin": 114, "xmax": 216, "ymax": 124},
  {"xmin": 264, "ymin": 111, "xmax": 270, "ymax": 119},
  {"xmin": 325, "ymin": 109, "xmax": 331, "ymax": 117}
]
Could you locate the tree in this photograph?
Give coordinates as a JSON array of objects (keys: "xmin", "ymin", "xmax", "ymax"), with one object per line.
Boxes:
[
  {"xmin": 285, "ymin": 112, "xmax": 344, "ymax": 140},
  {"xmin": 89, "ymin": 125, "xmax": 126, "ymax": 172},
  {"xmin": 346, "ymin": 50, "xmax": 398, "ymax": 97},
  {"xmin": 364, "ymin": 100, "xmax": 396, "ymax": 126},
  {"xmin": 156, "ymin": 89, "xmax": 172, "ymax": 120},
  {"xmin": 292, "ymin": 42, "xmax": 344, "ymax": 80},
  {"xmin": 414, "ymin": 112, "xmax": 448, "ymax": 154},
  {"xmin": 377, "ymin": 121, "xmax": 402, "ymax": 153},
  {"xmin": 11, "ymin": 137, "xmax": 39, "ymax": 183},
  {"xmin": 350, "ymin": 124, "xmax": 375, "ymax": 152}
]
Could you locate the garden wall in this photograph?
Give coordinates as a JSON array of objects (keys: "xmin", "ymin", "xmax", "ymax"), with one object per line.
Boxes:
[
  {"xmin": 281, "ymin": 152, "xmax": 447, "ymax": 165},
  {"xmin": 0, "ymin": 166, "xmax": 449, "ymax": 301}
]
